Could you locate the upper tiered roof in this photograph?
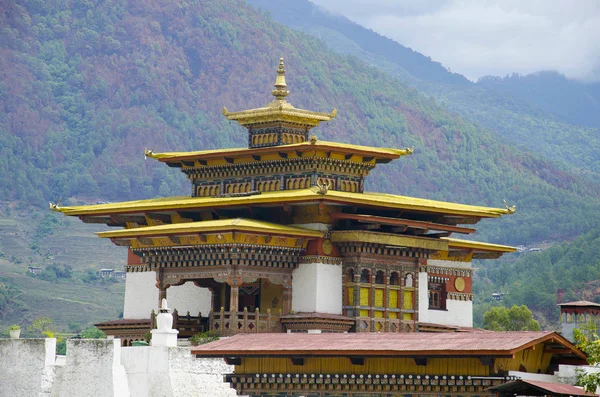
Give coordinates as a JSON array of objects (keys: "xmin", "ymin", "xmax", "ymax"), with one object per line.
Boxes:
[{"xmin": 221, "ymin": 58, "xmax": 337, "ymax": 130}]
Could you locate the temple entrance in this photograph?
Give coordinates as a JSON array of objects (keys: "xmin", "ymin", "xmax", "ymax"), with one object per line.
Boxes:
[{"xmin": 167, "ymin": 277, "xmax": 287, "ymax": 336}]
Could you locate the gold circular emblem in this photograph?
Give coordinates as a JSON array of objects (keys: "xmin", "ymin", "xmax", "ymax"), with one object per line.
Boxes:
[
  {"xmin": 321, "ymin": 239, "xmax": 333, "ymax": 255},
  {"xmin": 454, "ymin": 277, "xmax": 466, "ymax": 292}
]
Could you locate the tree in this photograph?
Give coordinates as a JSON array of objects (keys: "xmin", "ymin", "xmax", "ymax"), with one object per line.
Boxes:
[
  {"xmin": 574, "ymin": 323, "xmax": 600, "ymax": 393},
  {"xmin": 483, "ymin": 305, "xmax": 541, "ymax": 331},
  {"xmin": 28, "ymin": 316, "xmax": 56, "ymax": 338},
  {"xmin": 80, "ymin": 326, "xmax": 106, "ymax": 339}
]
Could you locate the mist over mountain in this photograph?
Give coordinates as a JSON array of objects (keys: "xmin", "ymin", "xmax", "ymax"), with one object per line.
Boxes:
[{"xmin": 249, "ymin": 0, "xmax": 600, "ymax": 175}]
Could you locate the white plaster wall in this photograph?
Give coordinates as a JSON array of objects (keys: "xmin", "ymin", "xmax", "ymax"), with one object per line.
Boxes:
[
  {"xmin": 167, "ymin": 282, "xmax": 212, "ymax": 316},
  {"xmin": 508, "ymin": 371, "xmax": 557, "ymax": 382},
  {"xmin": 52, "ymin": 339, "xmax": 129, "ymax": 397},
  {"xmin": 292, "ymin": 262, "xmax": 342, "ymax": 314},
  {"xmin": 166, "ymin": 348, "xmax": 239, "ymax": 397},
  {"xmin": 120, "ymin": 345, "xmax": 239, "ymax": 397},
  {"xmin": 121, "ymin": 346, "xmax": 172, "ymax": 397},
  {"xmin": 124, "ymin": 271, "xmax": 159, "ymax": 318},
  {"xmin": 0, "ymin": 339, "xmax": 239, "ymax": 397},
  {"xmin": 427, "ymin": 299, "xmax": 473, "ymax": 327},
  {"xmin": 418, "ymin": 272, "xmax": 429, "ymax": 323},
  {"xmin": 291, "ymin": 223, "xmax": 330, "ymax": 232},
  {"xmin": 0, "ymin": 338, "xmax": 56, "ymax": 397},
  {"xmin": 427, "ymin": 259, "xmax": 473, "ymax": 269}
]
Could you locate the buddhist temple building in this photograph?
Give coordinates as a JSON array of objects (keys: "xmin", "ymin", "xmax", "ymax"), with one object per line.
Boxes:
[
  {"xmin": 49, "ymin": 58, "xmax": 595, "ymax": 396},
  {"xmin": 51, "ymin": 57, "xmax": 518, "ymax": 341}
]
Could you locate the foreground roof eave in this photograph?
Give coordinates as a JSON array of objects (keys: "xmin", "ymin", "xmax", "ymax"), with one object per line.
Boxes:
[
  {"xmin": 97, "ymin": 218, "xmax": 324, "ymax": 239},
  {"xmin": 144, "ymin": 140, "xmax": 413, "ymax": 162},
  {"xmin": 443, "ymin": 237, "xmax": 517, "ymax": 253},
  {"xmin": 191, "ymin": 331, "xmax": 586, "ymax": 360},
  {"xmin": 50, "ymin": 189, "xmax": 513, "ymax": 218}
]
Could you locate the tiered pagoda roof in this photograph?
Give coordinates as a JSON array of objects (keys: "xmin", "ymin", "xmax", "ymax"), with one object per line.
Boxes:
[{"xmin": 51, "ymin": 57, "xmax": 516, "ymax": 261}]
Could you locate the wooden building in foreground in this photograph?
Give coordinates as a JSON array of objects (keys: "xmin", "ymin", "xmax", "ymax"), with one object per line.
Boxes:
[
  {"xmin": 52, "ymin": 58, "xmax": 516, "ymax": 342},
  {"xmin": 192, "ymin": 331, "xmax": 588, "ymax": 396}
]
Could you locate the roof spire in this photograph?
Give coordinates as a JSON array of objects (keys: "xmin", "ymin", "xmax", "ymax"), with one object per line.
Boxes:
[{"xmin": 271, "ymin": 57, "xmax": 289, "ymax": 100}]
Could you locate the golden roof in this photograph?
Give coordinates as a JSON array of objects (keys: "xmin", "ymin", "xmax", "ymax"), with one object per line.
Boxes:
[
  {"xmin": 330, "ymin": 230, "xmax": 448, "ymax": 251},
  {"xmin": 51, "ymin": 188, "xmax": 512, "ymax": 219},
  {"xmin": 144, "ymin": 138, "xmax": 412, "ymax": 163},
  {"xmin": 221, "ymin": 58, "xmax": 336, "ymax": 127},
  {"xmin": 97, "ymin": 218, "xmax": 324, "ymax": 239},
  {"xmin": 442, "ymin": 237, "xmax": 517, "ymax": 253}
]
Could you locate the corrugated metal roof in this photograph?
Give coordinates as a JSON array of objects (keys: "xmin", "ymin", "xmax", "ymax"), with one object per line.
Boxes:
[{"xmin": 191, "ymin": 331, "xmax": 580, "ymax": 358}]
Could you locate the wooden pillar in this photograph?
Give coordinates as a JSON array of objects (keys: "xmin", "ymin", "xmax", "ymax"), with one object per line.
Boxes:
[
  {"xmin": 282, "ymin": 285, "xmax": 292, "ymax": 315},
  {"xmin": 157, "ymin": 269, "xmax": 167, "ymax": 308},
  {"xmin": 229, "ymin": 285, "xmax": 240, "ymax": 312}
]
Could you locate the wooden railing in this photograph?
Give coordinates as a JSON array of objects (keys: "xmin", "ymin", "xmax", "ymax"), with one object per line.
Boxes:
[
  {"xmin": 209, "ymin": 308, "xmax": 281, "ymax": 336},
  {"xmin": 355, "ymin": 316, "xmax": 416, "ymax": 333}
]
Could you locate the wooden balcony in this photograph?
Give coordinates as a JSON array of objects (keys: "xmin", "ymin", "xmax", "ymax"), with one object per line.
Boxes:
[{"xmin": 208, "ymin": 308, "xmax": 281, "ymax": 336}]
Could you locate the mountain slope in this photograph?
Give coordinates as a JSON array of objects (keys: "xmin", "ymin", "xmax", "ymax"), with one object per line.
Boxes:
[
  {"xmin": 478, "ymin": 71, "xmax": 600, "ymax": 128},
  {"xmin": 248, "ymin": 0, "xmax": 600, "ymax": 176},
  {"xmin": 0, "ymin": 0, "xmax": 599, "ymax": 248}
]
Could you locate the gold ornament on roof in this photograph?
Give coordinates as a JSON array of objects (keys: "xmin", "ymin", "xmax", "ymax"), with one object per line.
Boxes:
[
  {"xmin": 271, "ymin": 58, "xmax": 289, "ymax": 100},
  {"xmin": 310, "ymin": 135, "xmax": 318, "ymax": 145},
  {"xmin": 49, "ymin": 197, "xmax": 63, "ymax": 212},
  {"xmin": 503, "ymin": 200, "xmax": 516, "ymax": 214}
]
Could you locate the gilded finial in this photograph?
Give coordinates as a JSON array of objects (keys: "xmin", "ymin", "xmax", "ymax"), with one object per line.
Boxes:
[
  {"xmin": 314, "ymin": 178, "xmax": 330, "ymax": 195},
  {"xmin": 503, "ymin": 200, "xmax": 516, "ymax": 214},
  {"xmin": 49, "ymin": 197, "xmax": 63, "ymax": 212},
  {"xmin": 271, "ymin": 57, "xmax": 289, "ymax": 100},
  {"xmin": 222, "ymin": 107, "xmax": 228, "ymax": 116},
  {"xmin": 144, "ymin": 148, "xmax": 155, "ymax": 158},
  {"xmin": 405, "ymin": 147, "xmax": 414, "ymax": 155},
  {"xmin": 330, "ymin": 108, "xmax": 337, "ymax": 118},
  {"xmin": 309, "ymin": 135, "xmax": 317, "ymax": 145}
]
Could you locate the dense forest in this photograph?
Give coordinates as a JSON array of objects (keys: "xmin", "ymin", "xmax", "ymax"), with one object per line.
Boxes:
[
  {"xmin": 474, "ymin": 229, "xmax": 600, "ymax": 328},
  {"xmin": 1, "ymin": 0, "xmax": 599, "ymax": 246},
  {"xmin": 1, "ymin": 0, "xmax": 600, "ymax": 329}
]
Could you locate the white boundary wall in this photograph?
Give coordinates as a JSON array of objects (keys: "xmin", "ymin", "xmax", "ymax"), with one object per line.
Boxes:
[
  {"xmin": 0, "ymin": 339, "xmax": 239, "ymax": 397},
  {"xmin": 124, "ymin": 271, "xmax": 159, "ymax": 318},
  {"xmin": 292, "ymin": 262, "xmax": 342, "ymax": 314}
]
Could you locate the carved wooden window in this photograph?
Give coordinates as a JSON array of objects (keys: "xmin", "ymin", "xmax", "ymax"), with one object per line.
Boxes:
[
  {"xmin": 429, "ymin": 283, "xmax": 446, "ymax": 310},
  {"xmin": 390, "ymin": 272, "xmax": 400, "ymax": 286},
  {"xmin": 375, "ymin": 270, "xmax": 385, "ymax": 285},
  {"xmin": 360, "ymin": 269, "xmax": 370, "ymax": 283}
]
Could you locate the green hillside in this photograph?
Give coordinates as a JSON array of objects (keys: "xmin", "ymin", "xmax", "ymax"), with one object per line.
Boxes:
[
  {"xmin": 1, "ymin": 0, "xmax": 599, "ymax": 250},
  {"xmin": 0, "ymin": 202, "xmax": 125, "ymax": 332},
  {"xmin": 473, "ymin": 229, "xmax": 600, "ymax": 329}
]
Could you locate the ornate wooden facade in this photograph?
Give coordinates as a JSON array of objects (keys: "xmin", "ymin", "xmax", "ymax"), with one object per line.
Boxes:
[{"xmin": 53, "ymin": 58, "xmax": 516, "ymax": 339}]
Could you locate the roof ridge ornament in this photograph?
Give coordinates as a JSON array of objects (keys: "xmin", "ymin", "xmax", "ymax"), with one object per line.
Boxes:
[
  {"xmin": 271, "ymin": 57, "xmax": 289, "ymax": 100},
  {"xmin": 49, "ymin": 196, "xmax": 63, "ymax": 212},
  {"xmin": 503, "ymin": 200, "xmax": 516, "ymax": 214}
]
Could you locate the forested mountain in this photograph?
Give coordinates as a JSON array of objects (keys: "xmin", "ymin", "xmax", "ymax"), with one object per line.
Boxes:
[
  {"xmin": 248, "ymin": 0, "xmax": 600, "ymax": 176},
  {"xmin": 0, "ymin": 0, "xmax": 599, "ymax": 332},
  {"xmin": 1, "ymin": 0, "xmax": 600, "ymax": 247},
  {"xmin": 478, "ymin": 72, "xmax": 600, "ymax": 128},
  {"xmin": 473, "ymin": 229, "xmax": 600, "ymax": 328}
]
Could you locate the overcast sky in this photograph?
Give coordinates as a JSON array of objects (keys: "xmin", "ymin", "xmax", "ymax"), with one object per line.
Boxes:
[{"xmin": 310, "ymin": 0, "xmax": 600, "ymax": 82}]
